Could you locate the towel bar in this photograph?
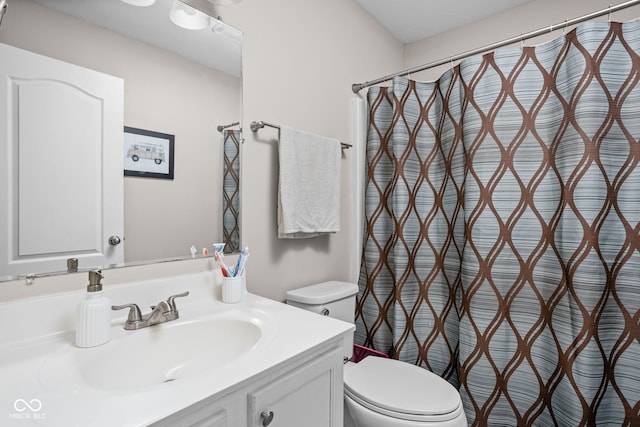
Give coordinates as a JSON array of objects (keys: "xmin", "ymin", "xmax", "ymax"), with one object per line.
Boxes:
[
  {"xmin": 217, "ymin": 122, "xmax": 240, "ymax": 132},
  {"xmin": 250, "ymin": 121, "xmax": 352, "ymax": 149}
]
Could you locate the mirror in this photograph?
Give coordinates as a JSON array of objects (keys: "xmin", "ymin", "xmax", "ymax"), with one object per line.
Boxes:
[{"xmin": 0, "ymin": 0, "xmax": 242, "ymax": 281}]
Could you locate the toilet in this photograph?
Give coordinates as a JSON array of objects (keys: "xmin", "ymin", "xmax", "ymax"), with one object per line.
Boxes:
[{"xmin": 286, "ymin": 281, "xmax": 468, "ymax": 427}]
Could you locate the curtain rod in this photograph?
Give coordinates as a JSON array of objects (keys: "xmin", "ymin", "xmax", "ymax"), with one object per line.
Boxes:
[{"xmin": 352, "ymin": 0, "xmax": 640, "ymax": 93}]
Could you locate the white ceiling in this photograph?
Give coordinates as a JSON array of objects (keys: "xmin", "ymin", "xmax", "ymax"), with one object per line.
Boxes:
[
  {"xmin": 32, "ymin": 0, "xmax": 243, "ymax": 77},
  {"xmin": 31, "ymin": 0, "xmax": 536, "ymax": 75},
  {"xmin": 355, "ymin": 0, "xmax": 535, "ymax": 44}
]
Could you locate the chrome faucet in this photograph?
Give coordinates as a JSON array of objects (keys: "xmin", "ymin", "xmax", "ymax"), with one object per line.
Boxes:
[{"xmin": 112, "ymin": 291, "xmax": 189, "ymax": 330}]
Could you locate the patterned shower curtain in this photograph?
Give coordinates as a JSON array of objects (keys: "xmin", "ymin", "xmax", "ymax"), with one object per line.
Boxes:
[
  {"xmin": 222, "ymin": 129, "xmax": 241, "ymax": 254},
  {"xmin": 356, "ymin": 21, "xmax": 639, "ymax": 426}
]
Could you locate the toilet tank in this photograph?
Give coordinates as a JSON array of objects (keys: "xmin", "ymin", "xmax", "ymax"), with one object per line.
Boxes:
[
  {"xmin": 286, "ymin": 281, "xmax": 358, "ymax": 323},
  {"xmin": 286, "ymin": 281, "xmax": 358, "ymax": 360}
]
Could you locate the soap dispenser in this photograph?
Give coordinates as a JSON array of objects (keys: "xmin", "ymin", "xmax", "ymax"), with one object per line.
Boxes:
[{"xmin": 75, "ymin": 270, "xmax": 111, "ymax": 348}]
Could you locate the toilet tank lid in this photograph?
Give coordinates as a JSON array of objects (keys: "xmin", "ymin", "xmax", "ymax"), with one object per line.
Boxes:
[{"xmin": 286, "ymin": 281, "xmax": 358, "ymax": 304}]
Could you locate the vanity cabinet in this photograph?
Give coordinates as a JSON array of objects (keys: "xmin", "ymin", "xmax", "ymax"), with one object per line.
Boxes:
[
  {"xmin": 154, "ymin": 392, "xmax": 240, "ymax": 427},
  {"xmin": 154, "ymin": 338, "xmax": 344, "ymax": 427}
]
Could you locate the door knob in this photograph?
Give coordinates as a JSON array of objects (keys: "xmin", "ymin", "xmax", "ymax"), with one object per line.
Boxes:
[
  {"xmin": 260, "ymin": 411, "xmax": 274, "ymax": 426},
  {"xmin": 108, "ymin": 235, "xmax": 121, "ymax": 246}
]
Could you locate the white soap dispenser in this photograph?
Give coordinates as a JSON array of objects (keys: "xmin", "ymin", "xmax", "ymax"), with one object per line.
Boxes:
[{"xmin": 75, "ymin": 270, "xmax": 111, "ymax": 348}]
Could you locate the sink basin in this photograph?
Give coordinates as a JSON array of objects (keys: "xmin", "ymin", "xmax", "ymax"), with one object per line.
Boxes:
[{"xmin": 38, "ymin": 314, "xmax": 267, "ymax": 393}]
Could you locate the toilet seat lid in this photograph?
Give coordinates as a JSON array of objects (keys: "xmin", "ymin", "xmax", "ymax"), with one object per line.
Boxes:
[{"xmin": 344, "ymin": 357, "xmax": 462, "ymax": 420}]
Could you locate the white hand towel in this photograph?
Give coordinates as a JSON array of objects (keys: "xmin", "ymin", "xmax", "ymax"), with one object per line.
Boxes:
[{"xmin": 278, "ymin": 125, "xmax": 341, "ymax": 239}]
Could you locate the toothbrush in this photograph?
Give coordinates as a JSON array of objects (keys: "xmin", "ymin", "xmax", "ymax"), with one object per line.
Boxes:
[
  {"xmin": 213, "ymin": 250, "xmax": 231, "ymax": 277},
  {"xmin": 233, "ymin": 247, "xmax": 249, "ymax": 277}
]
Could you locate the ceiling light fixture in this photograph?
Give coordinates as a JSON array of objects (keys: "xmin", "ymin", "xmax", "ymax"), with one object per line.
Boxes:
[
  {"xmin": 120, "ymin": 0, "xmax": 156, "ymax": 6},
  {"xmin": 170, "ymin": 0, "xmax": 211, "ymax": 30},
  {"xmin": 211, "ymin": 18, "xmax": 242, "ymax": 44}
]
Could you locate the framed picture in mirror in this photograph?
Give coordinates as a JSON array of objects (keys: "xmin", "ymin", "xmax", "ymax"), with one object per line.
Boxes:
[{"xmin": 123, "ymin": 126, "xmax": 175, "ymax": 180}]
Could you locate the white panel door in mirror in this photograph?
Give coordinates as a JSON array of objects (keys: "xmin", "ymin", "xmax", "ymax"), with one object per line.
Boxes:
[{"xmin": 0, "ymin": 42, "xmax": 124, "ymax": 278}]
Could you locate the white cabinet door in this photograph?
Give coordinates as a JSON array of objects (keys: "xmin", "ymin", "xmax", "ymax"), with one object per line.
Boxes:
[
  {"xmin": 247, "ymin": 346, "xmax": 344, "ymax": 427},
  {"xmin": 165, "ymin": 409, "xmax": 229, "ymax": 427},
  {"xmin": 152, "ymin": 394, "xmax": 239, "ymax": 427},
  {"xmin": 0, "ymin": 42, "xmax": 124, "ymax": 278},
  {"xmin": 152, "ymin": 340, "xmax": 345, "ymax": 427}
]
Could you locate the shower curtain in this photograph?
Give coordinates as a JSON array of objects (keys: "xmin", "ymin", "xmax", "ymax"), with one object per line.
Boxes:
[
  {"xmin": 356, "ymin": 21, "xmax": 639, "ymax": 426},
  {"xmin": 222, "ymin": 129, "xmax": 241, "ymax": 254}
]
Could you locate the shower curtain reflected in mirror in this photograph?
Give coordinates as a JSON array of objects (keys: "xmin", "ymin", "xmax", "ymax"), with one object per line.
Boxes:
[
  {"xmin": 356, "ymin": 21, "xmax": 639, "ymax": 426},
  {"xmin": 223, "ymin": 129, "xmax": 241, "ymax": 254}
]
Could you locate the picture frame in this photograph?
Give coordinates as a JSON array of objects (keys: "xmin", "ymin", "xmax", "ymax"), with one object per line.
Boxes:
[{"xmin": 123, "ymin": 126, "xmax": 175, "ymax": 180}]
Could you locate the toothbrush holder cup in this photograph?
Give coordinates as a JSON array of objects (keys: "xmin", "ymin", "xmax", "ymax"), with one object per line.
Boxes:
[{"xmin": 222, "ymin": 275, "xmax": 244, "ymax": 303}]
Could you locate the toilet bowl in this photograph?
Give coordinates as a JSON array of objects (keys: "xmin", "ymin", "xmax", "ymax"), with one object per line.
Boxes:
[
  {"xmin": 286, "ymin": 281, "xmax": 468, "ymax": 427},
  {"xmin": 343, "ymin": 357, "xmax": 466, "ymax": 426}
]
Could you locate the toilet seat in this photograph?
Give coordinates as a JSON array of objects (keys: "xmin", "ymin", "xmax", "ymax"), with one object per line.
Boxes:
[{"xmin": 344, "ymin": 357, "xmax": 464, "ymax": 423}]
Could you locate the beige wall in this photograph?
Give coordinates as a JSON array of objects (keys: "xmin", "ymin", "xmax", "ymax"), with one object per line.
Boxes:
[
  {"xmin": 405, "ymin": 0, "xmax": 640, "ymax": 82},
  {"xmin": 232, "ymin": 0, "xmax": 640, "ymax": 302},
  {"xmin": 6, "ymin": 0, "xmax": 631, "ymax": 302},
  {"xmin": 220, "ymin": 0, "xmax": 403, "ymax": 301},
  {"xmin": 0, "ymin": 0, "xmax": 241, "ymax": 264},
  {"xmin": 0, "ymin": 0, "xmax": 402, "ymax": 300}
]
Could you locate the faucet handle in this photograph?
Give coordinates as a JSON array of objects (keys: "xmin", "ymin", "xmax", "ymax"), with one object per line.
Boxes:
[
  {"xmin": 167, "ymin": 291, "xmax": 189, "ymax": 312},
  {"xmin": 112, "ymin": 303, "xmax": 143, "ymax": 323}
]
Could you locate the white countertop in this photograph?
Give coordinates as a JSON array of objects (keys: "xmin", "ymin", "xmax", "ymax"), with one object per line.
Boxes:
[{"xmin": 0, "ymin": 271, "xmax": 353, "ymax": 426}]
